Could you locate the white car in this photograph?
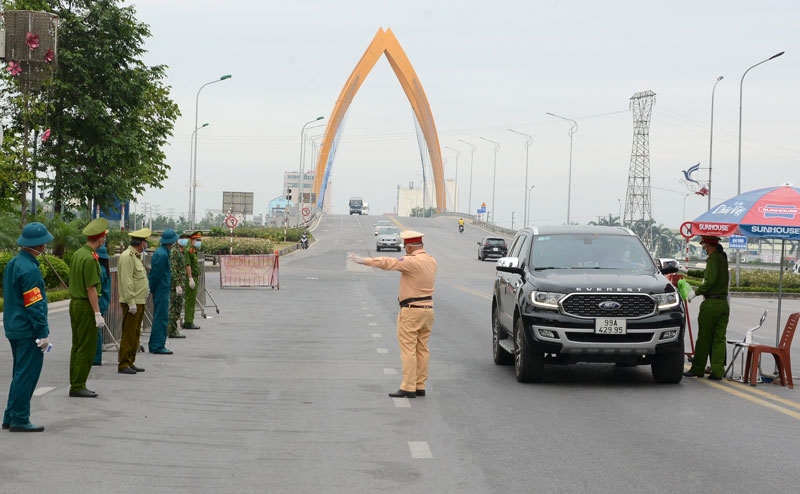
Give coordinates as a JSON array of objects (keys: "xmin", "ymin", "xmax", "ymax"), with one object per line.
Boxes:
[
  {"xmin": 376, "ymin": 226, "xmax": 402, "ymax": 252},
  {"xmin": 374, "ymin": 220, "xmax": 391, "ymax": 235}
]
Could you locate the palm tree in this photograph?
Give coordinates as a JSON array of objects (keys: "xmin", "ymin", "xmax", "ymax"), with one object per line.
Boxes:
[{"xmin": 588, "ymin": 214, "xmax": 621, "ymax": 226}]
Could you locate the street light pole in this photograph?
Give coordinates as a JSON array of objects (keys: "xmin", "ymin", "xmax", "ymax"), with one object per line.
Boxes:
[
  {"xmin": 444, "ymin": 146, "xmax": 460, "ymax": 212},
  {"xmin": 457, "ymin": 139, "xmax": 476, "ymax": 216},
  {"xmin": 298, "ymin": 116, "xmax": 324, "ymax": 212},
  {"xmin": 191, "ymin": 74, "xmax": 232, "ymax": 229},
  {"xmin": 527, "ymin": 185, "xmax": 535, "ymax": 226},
  {"xmin": 479, "ymin": 137, "xmax": 500, "ymax": 225},
  {"xmin": 737, "ymin": 51, "xmax": 784, "ymax": 194},
  {"xmin": 707, "ymin": 75, "xmax": 723, "ymax": 210},
  {"xmin": 188, "ymin": 122, "xmax": 209, "ymax": 221},
  {"xmin": 507, "ymin": 129, "xmax": 533, "ymax": 226},
  {"xmin": 546, "ymin": 112, "xmax": 578, "ymax": 224}
]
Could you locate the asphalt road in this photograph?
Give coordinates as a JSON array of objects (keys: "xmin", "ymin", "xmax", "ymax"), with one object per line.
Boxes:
[{"xmin": 2, "ymin": 214, "xmax": 800, "ymax": 493}]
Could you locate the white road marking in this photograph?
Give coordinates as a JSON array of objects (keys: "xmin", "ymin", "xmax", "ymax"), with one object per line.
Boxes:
[
  {"xmin": 392, "ymin": 397, "xmax": 411, "ymax": 408},
  {"xmin": 33, "ymin": 387, "xmax": 56, "ymax": 397},
  {"xmin": 371, "ymin": 333, "xmax": 381, "ymax": 338},
  {"xmin": 364, "ymin": 314, "xmax": 373, "ymax": 317},
  {"xmin": 368, "ymin": 322, "xmax": 378, "ymax": 326},
  {"xmin": 408, "ymin": 441, "xmax": 433, "ymax": 459},
  {"xmin": 377, "ymin": 348, "xmax": 388, "ymax": 354},
  {"xmin": 383, "ymin": 368, "xmax": 397, "ymax": 375}
]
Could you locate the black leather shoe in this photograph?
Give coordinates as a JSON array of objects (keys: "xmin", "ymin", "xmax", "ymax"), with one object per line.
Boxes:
[
  {"xmin": 69, "ymin": 389, "xmax": 98, "ymax": 398},
  {"xmin": 9, "ymin": 422, "xmax": 44, "ymax": 432},
  {"xmin": 118, "ymin": 367, "xmax": 136, "ymax": 374},
  {"xmin": 2, "ymin": 423, "xmax": 9, "ymax": 430},
  {"xmin": 131, "ymin": 365, "xmax": 145, "ymax": 373},
  {"xmin": 707, "ymin": 374, "xmax": 722, "ymax": 381},
  {"xmin": 416, "ymin": 390, "xmax": 426, "ymax": 397},
  {"xmin": 683, "ymin": 370, "xmax": 701, "ymax": 378},
  {"xmin": 388, "ymin": 389, "xmax": 416, "ymax": 398},
  {"xmin": 182, "ymin": 323, "xmax": 201, "ymax": 330}
]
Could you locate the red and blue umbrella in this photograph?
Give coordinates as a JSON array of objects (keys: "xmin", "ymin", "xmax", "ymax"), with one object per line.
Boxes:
[
  {"xmin": 682, "ymin": 183, "xmax": 800, "ymax": 348},
  {"xmin": 686, "ymin": 184, "xmax": 800, "ymax": 240}
]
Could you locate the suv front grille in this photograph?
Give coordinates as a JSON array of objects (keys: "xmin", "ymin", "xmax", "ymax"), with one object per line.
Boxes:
[{"xmin": 560, "ymin": 293, "xmax": 656, "ymax": 319}]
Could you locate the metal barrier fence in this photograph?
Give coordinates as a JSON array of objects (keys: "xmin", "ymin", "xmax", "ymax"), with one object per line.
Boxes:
[
  {"xmin": 103, "ymin": 251, "xmax": 209, "ymax": 348},
  {"xmin": 219, "ymin": 254, "xmax": 280, "ymax": 289}
]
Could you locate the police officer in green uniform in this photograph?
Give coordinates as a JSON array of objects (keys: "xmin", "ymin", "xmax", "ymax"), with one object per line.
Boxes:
[
  {"xmin": 168, "ymin": 232, "xmax": 189, "ymax": 338},
  {"xmin": 3, "ymin": 223, "xmax": 54, "ymax": 432},
  {"xmin": 68, "ymin": 218, "xmax": 108, "ymax": 398},
  {"xmin": 684, "ymin": 235, "xmax": 730, "ymax": 380},
  {"xmin": 182, "ymin": 231, "xmax": 202, "ymax": 330},
  {"xmin": 118, "ymin": 228, "xmax": 152, "ymax": 373}
]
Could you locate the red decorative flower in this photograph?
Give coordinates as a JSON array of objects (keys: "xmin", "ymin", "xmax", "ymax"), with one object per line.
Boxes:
[
  {"xmin": 42, "ymin": 129, "xmax": 51, "ymax": 142},
  {"xmin": 26, "ymin": 32, "xmax": 40, "ymax": 50},
  {"xmin": 44, "ymin": 49, "xmax": 54, "ymax": 63},
  {"xmin": 6, "ymin": 61, "xmax": 22, "ymax": 76}
]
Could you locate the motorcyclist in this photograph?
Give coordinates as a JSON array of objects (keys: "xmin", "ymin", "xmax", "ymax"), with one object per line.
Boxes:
[
  {"xmin": 458, "ymin": 218, "xmax": 464, "ymax": 233},
  {"xmin": 300, "ymin": 231, "xmax": 308, "ymax": 249}
]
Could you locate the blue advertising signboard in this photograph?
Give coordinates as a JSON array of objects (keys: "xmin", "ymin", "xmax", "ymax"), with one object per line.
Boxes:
[{"xmin": 728, "ymin": 234, "xmax": 747, "ymax": 251}]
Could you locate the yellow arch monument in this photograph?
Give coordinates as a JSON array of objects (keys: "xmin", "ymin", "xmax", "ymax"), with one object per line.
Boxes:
[{"xmin": 312, "ymin": 27, "xmax": 446, "ymax": 213}]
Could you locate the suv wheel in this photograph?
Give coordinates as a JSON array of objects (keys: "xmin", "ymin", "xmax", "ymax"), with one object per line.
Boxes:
[
  {"xmin": 492, "ymin": 306, "xmax": 513, "ymax": 365},
  {"xmin": 514, "ymin": 317, "xmax": 544, "ymax": 382},
  {"xmin": 651, "ymin": 347, "xmax": 684, "ymax": 383}
]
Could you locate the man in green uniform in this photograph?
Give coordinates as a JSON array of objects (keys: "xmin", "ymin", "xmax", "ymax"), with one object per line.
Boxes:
[
  {"xmin": 168, "ymin": 232, "xmax": 189, "ymax": 338},
  {"xmin": 182, "ymin": 231, "xmax": 202, "ymax": 330},
  {"xmin": 349, "ymin": 230, "xmax": 437, "ymax": 398},
  {"xmin": 3, "ymin": 222, "xmax": 54, "ymax": 431},
  {"xmin": 684, "ymin": 235, "xmax": 730, "ymax": 380},
  {"xmin": 117, "ymin": 228, "xmax": 151, "ymax": 374},
  {"xmin": 68, "ymin": 218, "xmax": 108, "ymax": 397}
]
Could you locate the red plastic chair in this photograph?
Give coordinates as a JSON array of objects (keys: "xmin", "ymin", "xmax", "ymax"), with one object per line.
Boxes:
[{"xmin": 744, "ymin": 312, "xmax": 800, "ymax": 388}]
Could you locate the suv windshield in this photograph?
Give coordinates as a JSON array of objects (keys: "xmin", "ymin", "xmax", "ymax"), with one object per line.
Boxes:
[
  {"xmin": 378, "ymin": 227, "xmax": 399, "ymax": 235},
  {"xmin": 529, "ymin": 234, "xmax": 654, "ymax": 271},
  {"xmin": 485, "ymin": 238, "xmax": 506, "ymax": 246}
]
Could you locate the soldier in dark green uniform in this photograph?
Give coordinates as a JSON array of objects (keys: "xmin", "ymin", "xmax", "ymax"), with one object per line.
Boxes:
[
  {"xmin": 168, "ymin": 232, "xmax": 189, "ymax": 338},
  {"xmin": 68, "ymin": 218, "xmax": 108, "ymax": 398},
  {"xmin": 182, "ymin": 231, "xmax": 202, "ymax": 330},
  {"xmin": 684, "ymin": 235, "xmax": 730, "ymax": 380},
  {"xmin": 3, "ymin": 223, "xmax": 54, "ymax": 432}
]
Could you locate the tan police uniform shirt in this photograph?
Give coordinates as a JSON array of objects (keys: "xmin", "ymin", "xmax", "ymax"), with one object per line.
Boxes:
[{"xmin": 365, "ymin": 249, "xmax": 437, "ymax": 305}]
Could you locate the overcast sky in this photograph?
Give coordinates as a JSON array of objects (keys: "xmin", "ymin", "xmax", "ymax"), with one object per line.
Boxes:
[{"xmin": 128, "ymin": 0, "xmax": 799, "ymax": 229}]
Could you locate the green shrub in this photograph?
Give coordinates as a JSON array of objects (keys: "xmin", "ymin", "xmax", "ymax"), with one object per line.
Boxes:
[
  {"xmin": 41, "ymin": 255, "xmax": 70, "ymax": 289},
  {"xmin": 200, "ymin": 236, "xmax": 275, "ymax": 255}
]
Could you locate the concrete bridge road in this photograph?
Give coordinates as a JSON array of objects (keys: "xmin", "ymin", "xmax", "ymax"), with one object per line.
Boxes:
[{"xmin": 2, "ymin": 214, "xmax": 800, "ymax": 493}]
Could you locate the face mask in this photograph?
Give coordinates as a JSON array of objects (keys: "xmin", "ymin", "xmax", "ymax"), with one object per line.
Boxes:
[
  {"xmin": 193, "ymin": 241, "xmax": 201, "ymax": 249},
  {"xmin": 178, "ymin": 238, "xmax": 188, "ymax": 247}
]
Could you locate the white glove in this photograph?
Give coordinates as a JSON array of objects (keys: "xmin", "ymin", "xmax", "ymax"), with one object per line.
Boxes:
[
  {"xmin": 94, "ymin": 312, "xmax": 105, "ymax": 327},
  {"xmin": 176, "ymin": 285, "xmax": 184, "ymax": 296},
  {"xmin": 128, "ymin": 304, "xmax": 138, "ymax": 315},
  {"xmin": 189, "ymin": 278, "xmax": 196, "ymax": 289},
  {"xmin": 348, "ymin": 253, "xmax": 366, "ymax": 265},
  {"xmin": 36, "ymin": 337, "xmax": 51, "ymax": 353}
]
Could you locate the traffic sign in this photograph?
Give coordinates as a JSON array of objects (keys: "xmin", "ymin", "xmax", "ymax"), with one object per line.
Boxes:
[
  {"xmin": 729, "ymin": 234, "xmax": 747, "ymax": 251},
  {"xmin": 224, "ymin": 215, "xmax": 239, "ymax": 229}
]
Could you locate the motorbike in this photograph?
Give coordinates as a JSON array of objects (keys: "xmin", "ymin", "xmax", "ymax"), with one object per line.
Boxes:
[
  {"xmin": 299, "ymin": 234, "xmax": 308, "ymax": 249},
  {"xmin": 458, "ymin": 224, "xmax": 464, "ymax": 234}
]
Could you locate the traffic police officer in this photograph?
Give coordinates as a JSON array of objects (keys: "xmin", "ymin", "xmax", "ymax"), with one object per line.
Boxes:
[
  {"xmin": 684, "ymin": 235, "xmax": 730, "ymax": 380},
  {"xmin": 168, "ymin": 232, "xmax": 190, "ymax": 338},
  {"xmin": 3, "ymin": 222, "xmax": 54, "ymax": 431},
  {"xmin": 118, "ymin": 228, "xmax": 152, "ymax": 373},
  {"xmin": 349, "ymin": 230, "xmax": 437, "ymax": 398},
  {"xmin": 182, "ymin": 231, "xmax": 202, "ymax": 330},
  {"xmin": 148, "ymin": 229, "xmax": 177, "ymax": 354},
  {"xmin": 68, "ymin": 218, "xmax": 107, "ymax": 397}
]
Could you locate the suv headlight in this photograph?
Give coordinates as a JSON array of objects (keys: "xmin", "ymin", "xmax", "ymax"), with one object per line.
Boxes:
[
  {"xmin": 531, "ymin": 291, "xmax": 564, "ymax": 309},
  {"xmin": 652, "ymin": 292, "xmax": 680, "ymax": 310}
]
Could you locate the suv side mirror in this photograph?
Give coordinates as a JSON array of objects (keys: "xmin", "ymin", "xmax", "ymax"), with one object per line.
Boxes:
[{"xmin": 477, "ymin": 241, "xmax": 481, "ymax": 246}]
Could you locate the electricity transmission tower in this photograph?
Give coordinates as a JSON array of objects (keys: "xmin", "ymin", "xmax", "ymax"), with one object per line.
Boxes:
[{"xmin": 623, "ymin": 91, "xmax": 656, "ymax": 241}]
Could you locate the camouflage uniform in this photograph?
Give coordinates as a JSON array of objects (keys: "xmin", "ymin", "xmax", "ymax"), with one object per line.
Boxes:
[{"xmin": 168, "ymin": 243, "xmax": 186, "ymax": 337}]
